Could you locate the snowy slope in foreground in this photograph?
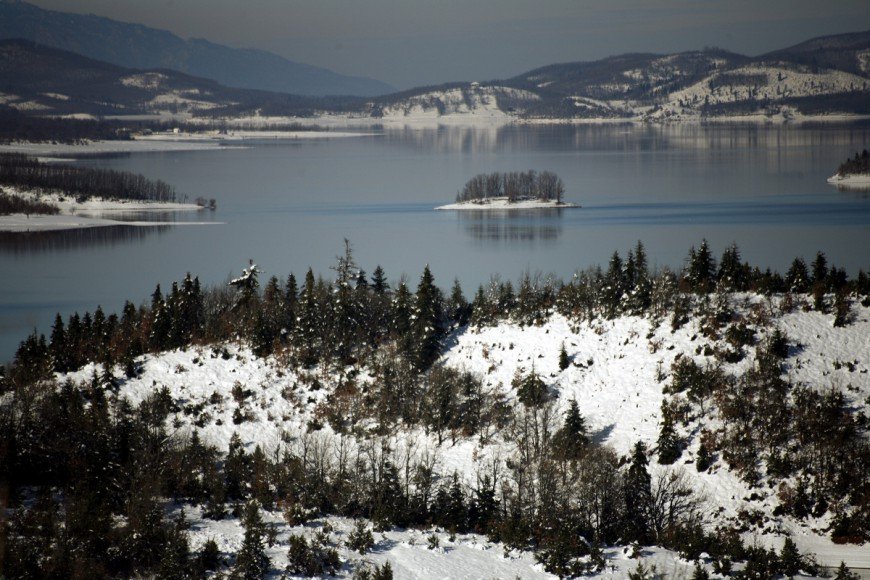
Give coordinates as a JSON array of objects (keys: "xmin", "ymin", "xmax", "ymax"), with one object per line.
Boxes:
[
  {"xmin": 182, "ymin": 507, "xmax": 712, "ymax": 579},
  {"xmin": 64, "ymin": 297, "xmax": 870, "ymax": 573}
]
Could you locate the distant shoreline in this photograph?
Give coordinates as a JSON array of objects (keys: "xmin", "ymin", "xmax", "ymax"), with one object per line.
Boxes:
[{"xmin": 0, "ymin": 188, "xmax": 221, "ymax": 232}]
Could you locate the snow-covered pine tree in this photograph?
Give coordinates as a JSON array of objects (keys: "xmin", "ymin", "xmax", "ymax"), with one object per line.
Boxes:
[
  {"xmin": 234, "ymin": 500, "xmax": 271, "ymax": 579},
  {"xmin": 410, "ymin": 265, "xmax": 443, "ymax": 370},
  {"xmin": 623, "ymin": 441, "xmax": 652, "ymax": 543},
  {"xmin": 786, "ymin": 257, "xmax": 810, "ymax": 293},
  {"xmin": 294, "ymin": 268, "xmax": 321, "ymax": 366},
  {"xmin": 686, "ymin": 239, "xmax": 716, "ymax": 293},
  {"xmin": 717, "ymin": 242, "xmax": 746, "ymax": 291}
]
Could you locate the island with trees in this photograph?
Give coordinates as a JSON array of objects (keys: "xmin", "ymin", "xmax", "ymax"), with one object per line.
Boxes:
[
  {"xmin": 437, "ymin": 170, "xmax": 579, "ymax": 210},
  {"xmin": 827, "ymin": 149, "xmax": 870, "ymax": 189}
]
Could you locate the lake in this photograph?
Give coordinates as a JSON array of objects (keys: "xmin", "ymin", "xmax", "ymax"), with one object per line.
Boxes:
[{"xmin": 2, "ymin": 123, "xmax": 869, "ymax": 363}]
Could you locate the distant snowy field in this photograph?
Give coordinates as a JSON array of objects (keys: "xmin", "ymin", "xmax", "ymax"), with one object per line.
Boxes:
[{"xmin": 63, "ymin": 296, "xmax": 870, "ymax": 575}]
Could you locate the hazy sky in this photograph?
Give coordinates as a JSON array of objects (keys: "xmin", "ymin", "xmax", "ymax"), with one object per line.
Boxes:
[{"xmin": 29, "ymin": 0, "xmax": 870, "ymax": 89}]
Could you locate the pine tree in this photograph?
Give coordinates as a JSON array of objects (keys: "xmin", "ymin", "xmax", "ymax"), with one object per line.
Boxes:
[
  {"xmin": 295, "ymin": 269, "xmax": 321, "ymax": 366},
  {"xmin": 470, "ymin": 285, "xmax": 493, "ymax": 327},
  {"xmin": 623, "ymin": 441, "xmax": 652, "ymax": 543},
  {"xmin": 203, "ymin": 461, "xmax": 228, "ymax": 520},
  {"xmin": 657, "ymin": 403, "xmax": 682, "ymax": 464},
  {"xmin": 601, "ymin": 251, "xmax": 625, "ymax": 318},
  {"xmin": 468, "ymin": 474, "xmax": 499, "ymax": 534},
  {"xmin": 626, "ymin": 241, "xmax": 652, "ymax": 315},
  {"xmin": 448, "ymin": 278, "xmax": 470, "ymax": 326},
  {"xmin": 717, "ymin": 242, "xmax": 745, "ymax": 291},
  {"xmin": 513, "ymin": 368, "xmax": 549, "ymax": 408},
  {"xmin": 779, "ymin": 536, "xmax": 802, "ymax": 577},
  {"xmin": 371, "ymin": 265, "xmax": 389, "ymax": 295},
  {"xmin": 834, "ymin": 561, "xmax": 860, "ymax": 580},
  {"xmin": 558, "ymin": 342, "xmax": 570, "ymax": 371},
  {"xmin": 786, "ymin": 258, "xmax": 810, "ymax": 293},
  {"xmin": 687, "ymin": 239, "xmax": 716, "ymax": 293},
  {"xmin": 391, "ymin": 279, "xmax": 413, "ymax": 339},
  {"xmin": 426, "ymin": 367, "xmax": 457, "ymax": 445},
  {"xmin": 410, "ymin": 265, "xmax": 443, "ymax": 370},
  {"xmin": 347, "ymin": 519, "xmax": 375, "ymax": 554},
  {"xmin": 833, "ymin": 290, "xmax": 851, "ymax": 327},
  {"xmin": 695, "ymin": 443, "xmax": 712, "ymax": 472},
  {"xmin": 445, "ymin": 472, "xmax": 468, "ymax": 532},
  {"xmin": 283, "ymin": 273, "xmax": 298, "ymax": 333},
  {"xmin": 691, "ymin": 562, "xmax": 710, "ymax": 580},
  {"xmin": 234, "ymin": 501, "xmax": 270, "ymax": 579},
  {"xmin": 149, "ymin": 284, "xmax": 171, "ymax": 351},
  {"xmin": 49, "ymin": 313, "xmax": 69, "ymax": 373},
  {"xmin": 330, "ymin": 239, "xmax": 361, "ymax": 364},
  {"xmin": 158, "ymin": 514, "xmax": 192, "ymax": 580},
  {"xmin": 634, "ymin": 240, "xmax": 649, "ymax": 281},
  {"xmin": 225, "ymin": 432, "xmax": 249, "ymax": 501},
  {"xmin": 553, "ymin": 399, "xmax": 587, "ymax": 460},
  {"xmin": 811, "ymin": 251, "xmax": 829, "ymax": 288}
]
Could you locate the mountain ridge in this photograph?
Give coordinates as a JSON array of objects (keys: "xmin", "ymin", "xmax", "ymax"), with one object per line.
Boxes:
[
  {"xmin": 2, "ymin": 27, "xmax": 869, "ymax": 124},
  {"xmin": 0, "ymin": 0, "xmax": 395, "ymax": 97}
]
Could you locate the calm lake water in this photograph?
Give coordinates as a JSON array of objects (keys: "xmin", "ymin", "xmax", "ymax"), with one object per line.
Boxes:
[{"xmin": 2, "ymin": 123, "xmax": 869, "ymax": 362}]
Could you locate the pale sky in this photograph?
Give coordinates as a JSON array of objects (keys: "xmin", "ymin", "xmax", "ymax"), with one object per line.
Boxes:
[{"xmin": 29, "ymin": 0, "xmax": 870, "ymax": 89}]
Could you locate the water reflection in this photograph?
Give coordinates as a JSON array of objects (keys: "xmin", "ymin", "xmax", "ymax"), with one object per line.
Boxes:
[
  {"xmin": 458, "ymin": 209, "xmax": 564, "ymax": 244},
  {"xmin": 0, "ymin": 224, "xmax": 171, "ymax": 253},
  {"xmin": 380, "ymin": 121, "xmax": 870, "ymax": 157}
]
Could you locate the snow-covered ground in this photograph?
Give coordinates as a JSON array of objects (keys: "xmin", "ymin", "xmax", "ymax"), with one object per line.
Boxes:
[
  {"xmin": 136, "ymin": 130, "xmax": 372, "ymax": 142},
  {"xmin": 180, "ymin": 506, "xmax": 715, "ymax": 579},
  {"xmin": 436, "ymin": 197, "xmax": 580, "ymax": 210},
  {"xmin": 0, "ymin": 139, "xmax": 235, "ymax": 156},
  {"xmin": 827, "ymin": 173, "xmax": 870, "ymax": 189},
  {"xmin": 60, "ymin": 295, "xmax": 870, "ymax": 574},
  {"xmin": 0, "ymin": 187, "xmax": 222, "ymax": 232}
]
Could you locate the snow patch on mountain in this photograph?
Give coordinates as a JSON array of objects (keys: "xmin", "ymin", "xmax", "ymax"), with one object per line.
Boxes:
[{"xmin": 121, "ymin": 72, "xmax": 170, "ymax": 89}]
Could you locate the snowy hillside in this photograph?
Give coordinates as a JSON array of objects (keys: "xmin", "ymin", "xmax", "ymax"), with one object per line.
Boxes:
[
  {"xmin": 369, "ymin": 85, "xmax": 539, "ymax": 123},
  {"xmin": 58, "ymin": 294, "xmax": 870, "ymax": 574}
]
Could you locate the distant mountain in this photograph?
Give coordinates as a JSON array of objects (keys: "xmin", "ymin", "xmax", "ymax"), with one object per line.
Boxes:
[
  {"xmin": 0, "ymin": 39, "xmax": 347, "ymax": 118},
  {"xmin": 355, "ymin": 31, "xmax": 870, "ymax": 123},
  {"xmin": 2, "ymin": 26, "xmax": 869, "ymax": 125},
  {"xmin": 758, "ymin": 30, "xmax": 870, "ymax": 76},
  {"xmin": 0, "ymin": 0, "xmax": 394, "ymax": 97}
]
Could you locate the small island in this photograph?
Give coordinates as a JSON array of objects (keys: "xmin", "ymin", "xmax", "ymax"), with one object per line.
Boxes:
[
  {"xmin": 436, "ymin": 170, "xmax": 580, "ymax": 210},
  {"xmin": 827, "ymin": 149, "xmax": 870, "ymax": 189}
]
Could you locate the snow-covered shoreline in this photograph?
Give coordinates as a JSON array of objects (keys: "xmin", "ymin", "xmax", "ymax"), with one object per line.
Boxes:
[
  {"xmin": 436, "ymin": 197, "xmax": 580, "ymax": 210},
  {"xmin": 136, "ymin": 129, "xmax": 373, "ymax": 142},
  {"xmin": 199, "ymin": 111, "xmax": 870, "ymax": 130},
  {"xmin": 827, "ymin": 172, "xmax": 870, "ymax": 189},
  {"xmin": 0, "ymin": 188, "xmax": 221, "ymax": 232}
]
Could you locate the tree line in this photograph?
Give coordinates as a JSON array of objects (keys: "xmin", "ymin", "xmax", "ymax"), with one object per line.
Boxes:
[
  {"xmin": 0, "ymin": 109, "xmax": 133, "ymax": 144},
  {"xmin": 2, "ymin": 239, "xmax": 869, "ymax": 578},
  {"xmin": 456, "ymin": 170, "xmax": 565, "ymax": 203},
  {"xmin": 836, "ymin": 149, "xmax": 870, "ymax": 177},
  {"xmin": 0, "ymin": 190, "xmax": 60, "ymax": 216},
  {"xmin": 0, "ymin": 153, "xmax": 178, "ymax": 203}
]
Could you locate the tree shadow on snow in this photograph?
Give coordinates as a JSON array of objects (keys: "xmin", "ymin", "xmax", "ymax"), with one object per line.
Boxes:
[{"xmin": 590, "ymin": 423, "xmax": 615, "ymax": 445}]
